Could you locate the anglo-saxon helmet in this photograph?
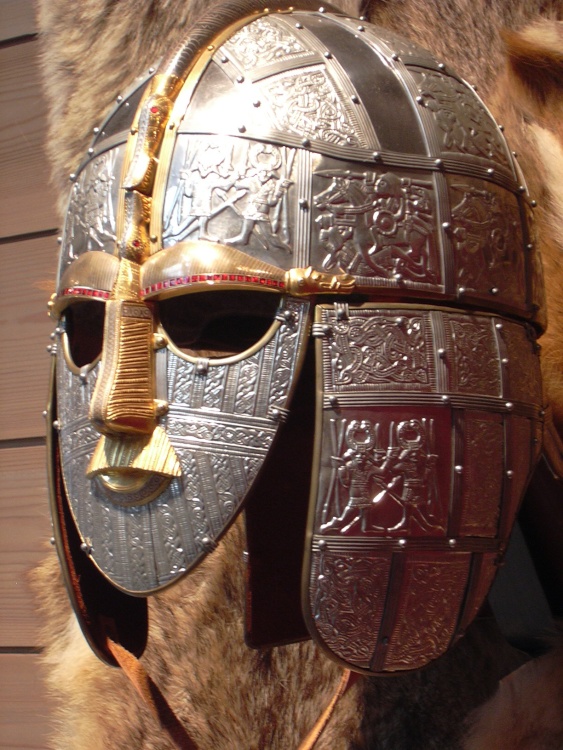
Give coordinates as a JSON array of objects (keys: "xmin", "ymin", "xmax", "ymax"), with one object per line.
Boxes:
[{"xmin": 47, "ymin": 0, "xmax": 545, "ymax": 675}]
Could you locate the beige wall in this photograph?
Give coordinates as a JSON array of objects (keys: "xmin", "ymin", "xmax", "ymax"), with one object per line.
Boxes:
[{"xmin": 0, "ymin": 1, "xmax": 57, "ymax": 746}]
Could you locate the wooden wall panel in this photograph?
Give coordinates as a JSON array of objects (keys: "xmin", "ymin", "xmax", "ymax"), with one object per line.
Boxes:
[
  {"xmin": 0, "ymin": 655, "xmax": 52, "ymax": 750},
  {"xmin": 0, "ymin": 40, "xmax": 57, "ymax": 238},
  {"xmin": 0, "ymin": 235, "xmax": 57, "ymax": 441},
  {"xmin": 0, "ymin": 0, "xmax": 37, "ymax": 41},
  {"xmin": 0, "ymin": 445, "xmax": 51, "ymax": 646},
  {"xmin": 1, "ymin": 28, "xmax": 57, "ymax": 749}
]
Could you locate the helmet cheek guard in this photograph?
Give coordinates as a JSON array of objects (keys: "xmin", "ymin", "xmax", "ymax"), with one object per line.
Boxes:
[{"xmin": 47, "ymin": 0, "xmax": 545, "ymax": 673}]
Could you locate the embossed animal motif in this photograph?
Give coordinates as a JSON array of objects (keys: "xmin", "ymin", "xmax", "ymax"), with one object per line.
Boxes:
[{"xmin": 33, "ymin": 1, "xmax": 563, "ymax": 749}]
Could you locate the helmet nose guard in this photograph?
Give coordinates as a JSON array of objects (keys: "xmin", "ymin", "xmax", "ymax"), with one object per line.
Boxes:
[{"xmin": 48, "ymin": 0, "xmax": 545, "ymax": 671}]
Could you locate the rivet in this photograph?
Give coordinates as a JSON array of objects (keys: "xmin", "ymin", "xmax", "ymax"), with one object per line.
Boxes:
[
  {"xmin": 93, "ymin": 127, "xmax": 100, "ymax": 134},
  {"xmin": 69, "ymin": 173, "xmax": 77, "ymax": 182},
  {"xmin": 530, "ymin": 199, "xmax": 537, "ymax": 208},
  {"xmin": 116, "ymin": 95, "xmax": 123, "ymax": 103},
  {"xmin": 438, "ymin": 62, "xmax": 446, "ymax": 70},
  {"xmin": 57, "ymin": 236, "xmax": 63, "ymax": 245},
  {"xmin": 201, "ymin": 536, "xmax": 217, "ymax": 551},
  {"xmin": 148, "ymin": 67, "xmax": 155, "ymax": 74},
  {"xmin": 449, "ymin": 538, "xmax": 457, "ymax": 547},
  {"xmin": 442, "ymin": 395, "xmax": 450, "ymax": 404},
  {"xmin": 398, "ymin": 538, "xmax": 407, "ymax": 547},
  {"xmin": 253, "ymin": 100, "xmax": 261, "ymax": 107},
  {"xmin": 236, "ymin": 75, "xmax": 245, "ymax": 83},
  {"xmin": 395, "ymin": 316, "xmax": 405, "ymax": 327},
  {"xmin": 242, "ymin": 550, "xmax": 249, "ymax": 563},
  {"xmin": 437, "ymin": 348, "xmax": 446, "ymax": 359},
  {"xmin": 502, "ymin": 357, "xmax": 509, "ymax": 365},
  {"xmin": 512, "ymin": 151, "xmax": 518, "ymax": 158},
  {"xmin": 324, "ymin": 50, "xmax": 332, "ymax": 58},
  {"xmin": 302, "ymin": 138, "xmax": 311, "ymax": 147},
  {"xmin": 393, "ymin": 273, "xmax": 403, "ymax": 283},
  {"xmin": 416, "ymin": 95, "xmax": 424, "ymax": 104},
  {"xmin": 506, "ymin": 470, "xmax": 514, "ymax": 478},
  {"xmin": 526, "ymin": 243, "xmax": 533, "ymax": 251},
  {"xmin": 499, "ymin": 124, "xmax": 505, "ymax": 132},
  {"xmin": 495, "ymin": 322, "xmax": 503, "ymax": 330},
  {"xmin": 455, "ymin": 465, "xmax": 463, "ymax": 474},
  {"xmin": 319, "ymin": 6, "xmax": 326, "ymax": 12},
  {"xmin": 46, "ymin": 344, "xmax": 53, "ymax": 353},
  {"xmin": 79, "ymin": 369, "xmax": 88, "ymax": 383},
  {"xmin": 42, "ymin": 410, "xmax": 48, "ymax": 419},
  {"xmin": 505, "ymin": 402, "xmax": 514, "ymax": 411},
  {"xmin": 295, "ymin": 22, "xmax": 303, "ymax": 29},
  {"xmin": 351, "ymin": 94, "xmax": 359, "ymax": 104},
  {"xmin": 372, "ymin": 151, "xmax": 381, "ymax": 161},
  {"xmin": 457, "ymin": 286, "xmax": 466, "ymax": 295},
  {"xmin": 155, "ymin": 401, "xmax": 169, "ymax": 417},
  {"xmin": 150, "ymin": 234, "xmax": 158, "ymax": 242},
  {"xmin": 196, "ymin": 359, "xmax": 209, "ymax": 374},
  {"xmin": 299, "ymin": 198, "xmax": 309, "ymax": 210},
  {"xmin": 490, "ymin": 287, "xmax": 499, "ymax": 295},
  {"xmin": 318, "ymin": 539, "xmax": 328, "ymax": 551},
  {"xmin": 238, "ymin": 124, "xmax": 247, "ymax": 133},
  {"xmin": 392, "ymin": 53, "xmax": 400, "ymax": 61},
  {"xmin": 442, "ymin": 221, "xmax": 451, "ymax": 230},
  {"xmin": 221, "ymin": 55, "xmax": 229, "ymax": 63},
  {"xmin": 207, "ymin": 45, "xmax": 214, "ymax": 51},
  {"xmin": 518, "ymin": 185, "xmax": 526, "ymax": 193},
  {"xmin": 80, "ymin": 542, "xmax": 92, "ymax": 555},
  {"xmin": 88, "ymin": 147, "xmax": 94, "ymax": 155},
  {"xmin": 539, "ymin": 409, "xmax": 546, "ymax": 418},
  {"xmin": 53, "ymin": 420, "xmax": 60, "ymax": 431},
  {"xmin": 50, "ymin": 536, "xmax": 56, "ymax": 546},
  {"xmin": 329, "ymin": 395, "xmax": 338, "ymax": 407},
  {"xmin": 169, "ymin": 122, "xmax": 175, "ymax": 130},
  {"xmin": 130, "ymin": 127, "xmax": 137, "ymax": 135},
  {"xmin": 487, "ymin": 168, "xmax": 494, "ymax": 176},
  {"xmin": 357, "ymin": 25, "xmax": 365, "ymax": 31},
  {"xmin": 435, "ymin": 158, "xmax": 443, "ymax": 168}
]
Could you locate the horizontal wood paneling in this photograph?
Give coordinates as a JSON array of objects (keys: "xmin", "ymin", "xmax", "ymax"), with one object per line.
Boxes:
[
  {"xmin": 0, "ymin": 39, "xmax": 57, "ymax": 238},
  {"xmin": 0, "ymin": 445, "xmax": 51, "ymax": 646},
  {"xmin": 0, "ymin": 654, "xmax": 52, "ymax": 749},
  {"xmin": 0, "ymin": 235, "xmax": 57, "ymax": 441},
  {"xmin": 0, "ymin": 0, "xmax": 37, "ymax": 41}
]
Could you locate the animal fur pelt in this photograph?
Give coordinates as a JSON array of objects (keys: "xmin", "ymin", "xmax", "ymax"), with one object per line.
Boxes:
[{"xmin": 32, "ymin": 1, "xmax": 563, "ymax": 748}]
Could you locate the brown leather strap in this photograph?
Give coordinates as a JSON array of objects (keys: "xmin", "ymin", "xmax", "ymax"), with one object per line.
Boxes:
[
  {"xmin": 297, "ymin": 669, "xmax": 359, "ymax": 750},
  {"xmin": 106, "ymin": 637, "xmax": 199, "ymax": 750}
]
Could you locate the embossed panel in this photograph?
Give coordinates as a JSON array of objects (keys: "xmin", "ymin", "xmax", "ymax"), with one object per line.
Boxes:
[
  {"xmin": 323, "ymin": 310, "xmax": 435, "ymax": 393},
  {"xmin": 458, "ymin": 553, "xmax": 499, "ymax": 633},
  {"xmin": 449, "ymin": 176, "xmax": 526, "ymax": 310},
  {"xmin": 309, "ymin": 548, "xmax": 391, "ymax": 670},
  {"xmin": 501, "ymin": 415, "xmax": 533, "ymax": 537},
  {"xmin": 162, "ymin": 135, "xmax": 297, "ymax": 268},
  {"xmin": 311, "ymin": 165, "xmax": 440, "ymax": 286},
  {"xmin": 222, "ymin": 15, "xmax": 313, "ymax": 72},
  {"xmin": 411, "ymin": 69, "xmax": 512, "ymax": 170},
  {"xmin": 500, "ymin": 321, "xmax": 543, "ymax": 406},
  {"xmin": 383, "ymin": 553, "xmax": 471, "ymax": 671},
  {"xmin": 59, "ymin": 146, "xmax": 125, "ymax": 281},
  {"xmin": 446, "ymin": 315, "xmax": 501, "ymax": 396},
  {"xmin": 316, "ymin": 407, "xmax": 451, "ymax": 539},
  {"xmin": 259, "ymin": 65, "xmax": 368, "ymax": 148},
  {"xmin": 458, "ymin": 411, "xmax": 503, "ymax": 537}
]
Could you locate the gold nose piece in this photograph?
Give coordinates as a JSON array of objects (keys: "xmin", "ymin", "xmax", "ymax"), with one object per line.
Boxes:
[{"xmin": 89, "ymin": 297, "xmax": 159, "ymax": 436}]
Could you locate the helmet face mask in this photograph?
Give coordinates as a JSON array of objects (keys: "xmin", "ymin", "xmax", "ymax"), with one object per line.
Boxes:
[{"xmin": 48, "ymin": 3, "xmax": 545, "ymax": 673}]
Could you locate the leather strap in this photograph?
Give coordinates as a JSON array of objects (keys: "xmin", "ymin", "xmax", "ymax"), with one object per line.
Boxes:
[
  {"xmin": 297, "ymin": 669, "xmax": 359, "ymax": 750},
  {"xmin": 105, "ymin": 637, "xmax": 199, "ymax": 750},
  {"xmin": 107, "ymin": 636, "xmax": 357, "ymax": 750}
]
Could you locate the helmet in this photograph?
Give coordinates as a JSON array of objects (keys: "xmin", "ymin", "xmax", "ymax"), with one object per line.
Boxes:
[{"xmin": 47, "ymin": 0, "xmax": 545, "ymax": 674}]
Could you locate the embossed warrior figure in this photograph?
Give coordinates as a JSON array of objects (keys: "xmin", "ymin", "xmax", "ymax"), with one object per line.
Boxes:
[{"xmin": 226, "ymin": 144, "xmax": 292, "ymax": 250}]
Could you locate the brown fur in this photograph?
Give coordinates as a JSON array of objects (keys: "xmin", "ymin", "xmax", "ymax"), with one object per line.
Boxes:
[{"xmin": 33, "ymin": 1, "xmax": 563, "ymax": 748}]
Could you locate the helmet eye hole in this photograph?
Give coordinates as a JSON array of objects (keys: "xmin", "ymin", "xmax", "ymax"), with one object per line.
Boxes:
[
  {"xmin": 63, "ymin": 301, "xmax": 105, "ymax": 368},
  {"xmin": 158, "ymin": 291, "xmax": 280, "ymax": 358}
]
